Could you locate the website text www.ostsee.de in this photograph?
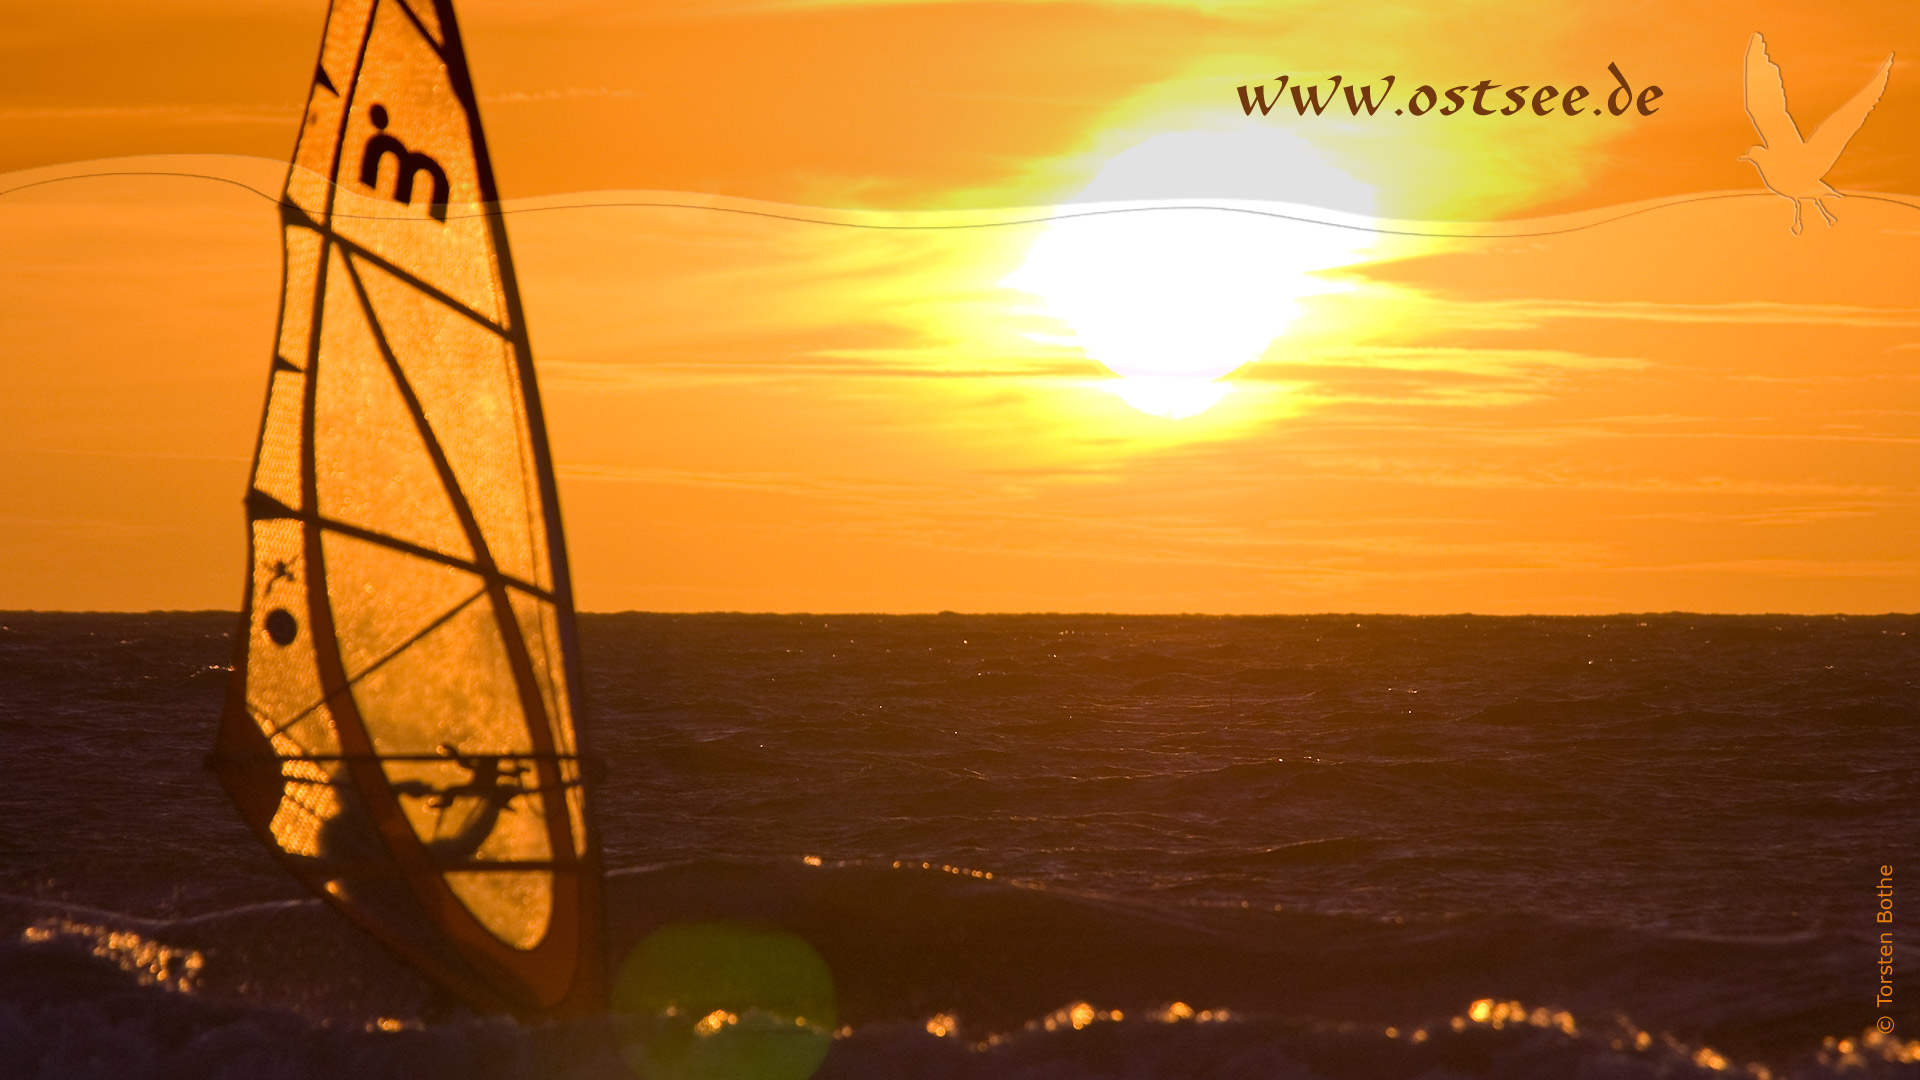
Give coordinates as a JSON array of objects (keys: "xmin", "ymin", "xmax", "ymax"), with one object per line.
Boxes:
[{"xmin": 1236, "ymin": 63, "xmax": 1662, "ymax": 118}]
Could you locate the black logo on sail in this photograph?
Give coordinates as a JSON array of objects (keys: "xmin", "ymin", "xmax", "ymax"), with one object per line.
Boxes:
[{"xmin": 358, "ymin": 104, "xmax": 450, "ymax": 221}]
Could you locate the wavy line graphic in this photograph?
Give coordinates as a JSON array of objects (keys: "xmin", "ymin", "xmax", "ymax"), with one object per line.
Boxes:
[{"xmin": 7, "ymin": 156, "xmax": 1920, "ymax": 238}]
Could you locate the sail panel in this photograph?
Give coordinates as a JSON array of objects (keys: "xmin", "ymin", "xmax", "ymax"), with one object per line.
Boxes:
[
  {"xmin": 272, "ymin": 225, "xmax": 325, "ymax": 373},
  {"xmin": 216, "ymin": 0, "xmax": 603, "ymax": 1015},
  {"xmin": 265, "ymin": 732, "xmax": 345, "ymax": 859},
  {"xmin": 316, "ymin": 530, "xmax": 484, "ymax": 680},
  {"xmin": 351, "ymin": 253, "xmax": 542, "ymax": 585},
  {"xmin": 235, "ymin": 517, "xmax": 356, "ymax": 869},
  {"xmin": 445, "ymin": 869, "xmax": 552, "ymax": 951},
  {"xmin": 240, "ymin": 518, "xmax": 335, "ymax": 750},
  {"xmin": 325, "ymin": 549, "xmax": 525, "ymax": 758},
  {"xmin": 312, "ymin": 246, "xmax": 476, "ymax": 561},
  {"xmin": 252, "ymin": 370, "xmax": 309, "ymax": 525}
]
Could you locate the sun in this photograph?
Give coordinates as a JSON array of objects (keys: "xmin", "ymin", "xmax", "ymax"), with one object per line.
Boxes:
[{"xmin": 1004, "ymin": 126, "xmax": 1377, "ymax": 419}]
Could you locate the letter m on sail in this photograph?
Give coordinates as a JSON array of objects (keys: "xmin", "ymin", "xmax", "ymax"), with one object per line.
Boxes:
[{"xmin": 359, "ymin": 134, "xmax": 451, "ymax": 221}]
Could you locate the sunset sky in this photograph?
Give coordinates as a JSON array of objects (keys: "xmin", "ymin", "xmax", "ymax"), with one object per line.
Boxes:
[{"xmin": 5, "ymin": 0, "xmax": 1920, "ymax": 612}]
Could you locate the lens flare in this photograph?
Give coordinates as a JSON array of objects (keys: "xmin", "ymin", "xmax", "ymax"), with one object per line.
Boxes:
[{"xmin": 613, "ymin": 922, "xmax": 836, "ymax": 1080}]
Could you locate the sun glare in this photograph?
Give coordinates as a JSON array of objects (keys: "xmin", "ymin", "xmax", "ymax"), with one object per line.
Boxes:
[
  {"xmin": 1005, "ymin": 127, "xmax": 1376, "ymax": 419},
  {"xmin": 1108, "ymin": 376, "xmax": 1234, "ymax": 420}
]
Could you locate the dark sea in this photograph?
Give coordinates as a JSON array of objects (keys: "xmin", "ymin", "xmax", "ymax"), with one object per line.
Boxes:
[{"xmin": 3, "ymin": 611, "xmax": 1918, "ymax": 1079}]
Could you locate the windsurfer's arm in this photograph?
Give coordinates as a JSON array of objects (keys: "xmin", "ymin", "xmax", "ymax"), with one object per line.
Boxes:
[{"xmin": 390, "ymin": 778, "xmax": 454, "ymax": 809}]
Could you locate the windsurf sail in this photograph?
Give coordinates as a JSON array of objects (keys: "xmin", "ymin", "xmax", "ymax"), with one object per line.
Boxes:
[{"xmin": 211, "ymin": 0, "xmax": 605, "ymax": 1015}]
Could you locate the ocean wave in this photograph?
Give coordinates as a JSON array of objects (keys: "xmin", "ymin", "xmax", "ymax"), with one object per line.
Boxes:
[
  {"xmin": 4, "ymin": 857, "xmax": 1887, "ymax": 1077},
  {"xmin": 4, "ymin": 921, "xmax": 1914, "ymax": 1080}
]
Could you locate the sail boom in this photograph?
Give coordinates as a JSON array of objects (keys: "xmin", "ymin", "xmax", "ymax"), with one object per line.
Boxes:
[{"xmin": 218, "ymin": 751, "xmax": 598, "ymax": 764}]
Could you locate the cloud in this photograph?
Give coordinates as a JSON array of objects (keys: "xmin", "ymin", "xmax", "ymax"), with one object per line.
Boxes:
[
  {"xmin": 481, "ymin": 88, "xmax": 643, "ymax": 104},
  {"xmin": 1477, "ymin": 298, "xmax": 1920, "ymax": 328},
  {"xmin": 0, "ymin": 104, "xmax": 288, "ymax": 124}
]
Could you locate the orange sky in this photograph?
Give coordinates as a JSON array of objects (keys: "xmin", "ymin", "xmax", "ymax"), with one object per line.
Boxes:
[{"xmin": 4, "ymin": 0, "xmax": 1920, "ymax": 612}]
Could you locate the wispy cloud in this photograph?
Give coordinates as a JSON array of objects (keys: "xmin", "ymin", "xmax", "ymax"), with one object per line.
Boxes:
[
  {"xmin": 1238, "ymin": 345, "xmax": 1643, "ymax": 410},
  {"xmin": 0, "ymin": 103, "xmax": 289, "ymax": 124},
  {"xmin": 481, "ymin": 87, "xmax": 643, "ymax": 104},
  {"xmin": 1478, "ymin": 299, "xmax": 1920, "ymax": 328},
  {"xmin": 1617, "ymin": 505, "xmax": 1889, "ymax": 527}
]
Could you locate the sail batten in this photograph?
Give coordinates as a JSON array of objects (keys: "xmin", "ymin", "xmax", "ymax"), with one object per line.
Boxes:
[
  {"xmin": 215, "ymin": 0, "xmax": 604, "ymax": 1015},
  {"xmin": 238, "ymin": 499, "xmax": 558, "ymax": 600}
]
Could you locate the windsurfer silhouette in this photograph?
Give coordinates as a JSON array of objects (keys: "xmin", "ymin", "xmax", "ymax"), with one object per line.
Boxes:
[{"xmin": 391, "ymin": 744, "xmax": 530, "ymax": 860}]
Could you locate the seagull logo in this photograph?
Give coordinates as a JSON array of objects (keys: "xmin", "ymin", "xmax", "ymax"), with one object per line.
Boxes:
[{"xmin": 1739, "ymin": 32, "xmax": 1894, "ymax": 234}]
